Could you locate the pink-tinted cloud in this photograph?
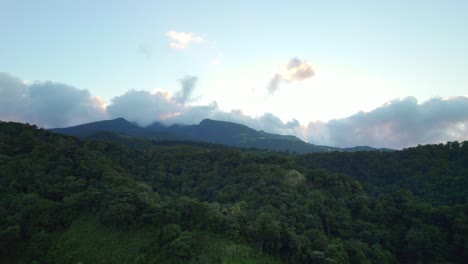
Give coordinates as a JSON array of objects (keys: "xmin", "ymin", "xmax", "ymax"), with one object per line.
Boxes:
[{"xmin": 267, "ymin": 57, "xmax": 315, "ymax": 93}]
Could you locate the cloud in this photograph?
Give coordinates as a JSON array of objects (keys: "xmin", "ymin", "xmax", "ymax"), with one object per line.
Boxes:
[
  {"xmin": 210, "ymin": 110, "xmax": 300, "ymax": 136},
  {"xmin": 166, "ymin": 30, "xmax": 204, "ymax": 49},
  {"xmin": 0, "ymin": 72, "xmax": 214, "ymax": 128},
  {"xmin": 2, "ymin": 72, "xmax": 467, "ymax": 149},
  {"xmin": 106, "ymin": 90, "xmax": 181, "ymax": 126},
  {"xmin": 304, "ymin": 97, "xmax": 468, "ymax": 149},
  {"xmin": 169, "ymin": 102, "xmax": 219, "ymax": 125},
  {"xmin": 106, "ymin": 91, "xmax": 218, "ymax": 127},
  {"xmin": 105, "ymin": 76, "xmax": 217, "ymax": 126},
  {"xmin": 267, "ymin": 57, "xmax": 315, "ymax": 93},
  {"xmin": 0, "ymin": 72, "xmax": 106, "ymax": 128},
  {"xmin": 267, "ymin": 74, "xmax": 282, "ymax": 94},
  {"xmin": 175, "ymin": 76, "xmax": 197, "ymax": 104},
  {"xmin": 285, "ymin": 58, "xmax": 315, "ymax": 80},
  {"xmin": 285, "ymin": 119, "xmax": 300, "ymax": 129}
]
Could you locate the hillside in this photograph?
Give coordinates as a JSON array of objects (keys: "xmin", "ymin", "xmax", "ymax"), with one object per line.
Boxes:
[
  {"xmin": 1, "ymin": 120, "xmax": 466, "ymax": 263},
  {"xmin": 296, "ymin": 142, "xmax": 468, "ymax": 205}
]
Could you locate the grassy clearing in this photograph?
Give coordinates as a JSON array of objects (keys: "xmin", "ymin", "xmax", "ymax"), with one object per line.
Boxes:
[
  {"xmin": 46, "ymin": 215, "xmax": 157, "ymax": 264},
  {"xmin": 45, "ymin": 216, "xmax": 282, "ymax": 264}
]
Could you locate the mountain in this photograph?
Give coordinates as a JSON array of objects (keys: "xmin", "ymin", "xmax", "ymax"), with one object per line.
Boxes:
[
  {"xmin": 148, "ymin": 119, "xmax": 338, "ymax": 153},
  {"xmin": 341, "ymin": 145, "xmax": 395, "ymax": 152},
  {"xmin": 51, "ymin": 118, "xmax": 391, "ymax": 153},
  {"xmin": 50, "ymin": 118, "xmax": 183, "ymax": 141}
]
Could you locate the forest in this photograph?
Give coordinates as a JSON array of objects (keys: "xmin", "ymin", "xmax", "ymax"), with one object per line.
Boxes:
[{"xmin": 0, "ymin": 121, "xmax": 467, "ymax": 263}]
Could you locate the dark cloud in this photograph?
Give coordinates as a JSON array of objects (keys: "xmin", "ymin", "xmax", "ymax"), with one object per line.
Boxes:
[
  {"xmin": 175, "ymin": 76, "xmax": 197, "ymax": 104},
  {"xmin": 285, "ymin": 119, "xmax": 300, "ymax": 129},
  {"xmin": 267, "ymin": 74, "xmax": 282, "ymax": 93},
  {"xmin": 267, "ymin": 57, "xmax": 315, "ymax": 93},
  {"xmin": 305, "ymin": 97, "xmax": 468, "ymax": 149},
  {"xmin": 0, "ymin": 72, "xmax": 106, "ymax": 128}
]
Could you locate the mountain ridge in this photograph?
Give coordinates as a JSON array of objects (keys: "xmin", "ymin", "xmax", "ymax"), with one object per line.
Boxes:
[{"xmin": 51, "ymin": 118, "xmax": 393, "ymax": 153}]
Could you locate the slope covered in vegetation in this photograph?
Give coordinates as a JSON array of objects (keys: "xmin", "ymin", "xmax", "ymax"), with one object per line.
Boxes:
[
  {"xmin": 0, "ymin": 121, "xmax": 466, "ymax": 263},
  {"xmin": 296, "ymin": 143, "xmax": 468, "ymax": 205}
]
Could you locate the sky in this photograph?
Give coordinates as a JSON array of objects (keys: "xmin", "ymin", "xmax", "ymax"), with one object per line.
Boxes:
[{"xmin": 1, "ymin": 0, "xmax": 468, "ymax": 149}]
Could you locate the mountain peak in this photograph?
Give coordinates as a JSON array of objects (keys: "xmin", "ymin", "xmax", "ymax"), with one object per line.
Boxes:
[
  {"xmin": 113, "ymin": 117, "xmax": 129, "ymax": 122},
  {"xmin": 199, "ymin": 119, "xmax": 250, "ymax": 128},
  {"xmin": 50, "ymin": 117, "xmax": 147, "ymax": 138},
  {"xmin": 199, "ymin": 118, "xmax": 226, "ymax": 125}
]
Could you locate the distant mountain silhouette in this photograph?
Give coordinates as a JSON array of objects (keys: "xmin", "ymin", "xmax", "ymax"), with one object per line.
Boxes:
[
  {"xmin": 51, "ymin": 118, "xmax": 392, "ymax": 153},
  {"xmin": 50, "ymin": 118, "xmax": 182, "ymax": 141},
  {"xmin": 341, "ymin": 145, "xmax": 394, "ymax": 152},
  {"xmin": 146, "ymin": 119, "xmax": 339, "ymax": 153}
]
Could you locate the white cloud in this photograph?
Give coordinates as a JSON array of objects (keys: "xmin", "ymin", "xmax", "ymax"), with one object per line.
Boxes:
[{"xmin": 166, "ymin": 30, "xmax": 204, "ymax": 49}]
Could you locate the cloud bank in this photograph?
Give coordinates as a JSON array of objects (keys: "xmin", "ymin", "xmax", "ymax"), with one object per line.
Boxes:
[
  {"xmin": 166, "ymin": 30, "xmax": 204, "ymax": 50},
  {"xmin": 268, "ymin": 57, "xmax": 315, "ymax": 93},
  {"xmin": 304, "ymin": 97, "xmax": 468, "ymax": 149},
  {"xmin": 1, "ymin": 72, "xmax": 467, "ymax": 149},
  {"xmin": 0, "ymin": 72, "xmax": 106, "ymax": 128}
]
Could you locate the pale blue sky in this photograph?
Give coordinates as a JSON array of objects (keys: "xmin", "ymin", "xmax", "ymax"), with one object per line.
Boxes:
[{"xmin": 1, "ymin": 0, "xmax": 468, "ymax": 148}]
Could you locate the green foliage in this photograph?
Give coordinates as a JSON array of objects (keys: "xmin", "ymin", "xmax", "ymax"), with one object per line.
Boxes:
[
  {"xmin": 297, "ymin": 142, "xmax": 468, "ymax": 205},
  {"xmin": 46, "ymin": 215, "xmax": 157, "ymax": 264},
  {"xmin": 0, "ymin": 121, "xmax": 466, "ymax": 263}
]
